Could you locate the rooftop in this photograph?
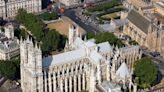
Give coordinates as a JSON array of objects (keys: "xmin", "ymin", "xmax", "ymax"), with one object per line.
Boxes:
[
  {"xmin": 42, "ymin": 37, "xmax": 113, "ymax": 68},
  {"xmin": 116, "ymin": 62, "xmax": 130, "ymax": 78},
  {"xmin": 101, "ymin": 81, "xmax": 122, "ymax": 92},
  {"xmin": 156, "ymin": 2, "xmax": 164, "ymax": 8},
  {"xmin": 127, "ymin": 10, "xmax": 151, "ymax": 34},
  {"xmin": 43, "ymin": 49, "xmax": 86, "ymax": 68},
  {"xmin": 0, "ymin": 39, "xmax": 19, "ymax": 53}
]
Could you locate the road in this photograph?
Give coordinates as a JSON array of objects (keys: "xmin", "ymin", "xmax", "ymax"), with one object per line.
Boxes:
[{"xmin": 64, "ymin": 9, "xmax": 100, "ymax": 32}]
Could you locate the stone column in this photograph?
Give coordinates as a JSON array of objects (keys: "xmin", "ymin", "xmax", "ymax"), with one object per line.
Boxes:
[
  {"xmin": 132, "ymin": 52, "xmax": 135, "ymax": 68},
  {"xmin": 65, "ymin": 78, "xmax": 68, "ymax": 92},
  {"xmin": 69, "ymin": 77, "xmax": 72, "ymax": 92},
  {"xmin": 89, "ymin": 69, "xmax": 95, "ymax": 92},
  {"xmin": 20, "ymin": 65, "xmax": 24, "ymax": 92},
  {"xmin": 44, "ymin": 71, "xmax": 48, "ymax": 92},
  {"xmin": 127, "ymin": 54, "xmax": 130, "ymax": 65},
  {"xmin": 78, "ymin": 74, "xmax": 81, "ymax": 91},
  {"xmin": 86, "ymin": 75, "xmax": 90, "ymax": 90},
  {"xmin": 53, "ymin": 73, "xmax": 56, "ymax": 91},
  {"xmin": 97, "ymin": 64, "xmax": 101, "ymax": 84},
  {"xmin": 60, "ymin": 79, "xmax": 63, "ymax": 92},
  {"xmin": 75, "ymin": 65, "xmax": 78, "ymax": 74},
  {"xmin": 38, "ymin": 74, "xmax": 44, "ymax": 92},
  {"xmin": 31, "ymin": 76, "xmax": 37, "ymax": 92},
  {"xmin": 48, "ymin": 73, "xmax": 52, "ymax": 92},
  {"xmin": 106, "ymin": 64, "xmax": 110, "ymax": 81},
  {"xmin": 74, "ymin": 76, "xmax": 77, "ymax": 92},
  {"xmin": 133, "ymin": 85, "xmax": 137, "ymax": 92},
  {"xmin": 129, "ymin": 80, "xmax": 132, "ymax": 92},
  {"xmin": 82, "ymin": 73, "xmax": 85, "ymax": 90}
]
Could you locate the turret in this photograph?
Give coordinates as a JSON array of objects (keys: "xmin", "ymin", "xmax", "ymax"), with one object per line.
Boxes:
[
  {"xmin": 20, "ymin": 36, "xmax": 44, "ymax": 92},
  {"xmin": 20, "ymin": 38, "xmax": 28, "ymax": 65},
  {"xmin": 68, "ymin": 24, "xmax": 79, "ymax": 45},
  {"xmin": 35, "ymin": 42, "xmax": 42, "ymax": 74}
]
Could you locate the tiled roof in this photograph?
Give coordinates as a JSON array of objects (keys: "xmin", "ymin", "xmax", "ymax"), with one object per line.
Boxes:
[
  {"xmin": 0, "ymin": 39, "xmax": 19, "ymax": 53},
  {"xmin": 127, "ymin": 10, "xmax": 150, "ymax": 34}
]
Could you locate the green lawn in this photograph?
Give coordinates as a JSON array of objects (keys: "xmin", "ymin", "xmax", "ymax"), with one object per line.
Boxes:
[
  {"xmin": 87, "ymin": 0, "xmax": 121, "ymax": 12},
  {"xmin": 97, "ymin": 7, "xmax": 123, "ymax": 21},
  {"xmin": 39, "ymin": 11, "xmax": 59, "ymax": 21}
]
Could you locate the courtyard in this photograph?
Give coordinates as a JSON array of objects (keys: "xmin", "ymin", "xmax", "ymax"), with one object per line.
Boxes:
[{"xmin": 47, "ymin": 16, "xmax": 86, "ymax": 37}]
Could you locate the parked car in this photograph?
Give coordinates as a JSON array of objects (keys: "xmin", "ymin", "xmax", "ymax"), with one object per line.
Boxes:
[{"xmin": 150, "ymin": 52, "xmax": 160, "ymax": 57}]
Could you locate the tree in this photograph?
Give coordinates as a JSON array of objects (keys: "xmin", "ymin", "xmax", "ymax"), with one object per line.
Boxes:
[
  {"xmin": 40, "ymin": 11, "xmax": 58, "ymax": 21},
  {"xmin": 16, "ymin": 9, "xmax": 44, "ymax": 41},
  {"xmin": 87, "ymin": 0, "xmax": 121, "ymax": 12},
  {"xmin": 86, "ymin": 32, "xmax": 124, "ymax": 47},
  {"xmin": 41, "ymin": 29, "xmax": 66, "ymax": 53},
  {"xmin": 14, "ymin": 28, "xmax": 27, "ymax": 40},
  {"xmin": 15, "ymin": 8, "xmax": 27, "ymax": 23},
  {"xmin": 0, "ymin": 61, "xmax": 16, "ymax": 79},
  {"xmin": 16, "ymin": 9, "xmax": 66, "ymax": 54},
  {"xmin": 86, "ymin": 32, "xmax": 96, "ymax": 39},
  {"xmin": 81, "ymin": 90, "xmax": 88, "ymax": 92},
  {"xmin": 134, "ymin": 57, "xmax": 158, "ymax": 89}
]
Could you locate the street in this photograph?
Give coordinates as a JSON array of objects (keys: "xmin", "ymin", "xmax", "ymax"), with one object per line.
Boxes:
[{"xmin": 64, "ymin": 9, "xmax": 100, "ymax": 32}]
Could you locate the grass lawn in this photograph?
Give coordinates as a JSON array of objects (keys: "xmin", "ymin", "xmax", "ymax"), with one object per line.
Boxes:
[
  {"xmin": 96, "ymin": 7, "xmax": 124, "ymax": 21},
  {"xmin": 101, "ymin": 12, "xmax": 120, "ymax": 19},
  {"xmin": 39, "ymin": 11, "xmax": 59, "ymax": 21},
  {"xmin": 87, "ymin": 0, "xmax": 121, "ymax": 12}
]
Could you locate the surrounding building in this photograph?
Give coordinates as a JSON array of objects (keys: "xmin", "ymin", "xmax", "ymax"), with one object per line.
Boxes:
[
  {"xmin": 20, "ymin": 24, "xmax": 142, "ymax": 92},
  {"xmin": 122, "ymin": 0, "xmax": 164, "ymax": 52},
  {"xmin": 59, "ymin": 0, "xmax": 101, "ymax": 7},
  {"xmin": 154, "ymin": 1, "xmax": 164, "ymax": 17},
  {"xmin": 0, "ymin": 23, "xmax": 19, "ymax": 60},
  {"xmin": 0, "ymin": 0, "xmax": 42, "ymax": 19},
  {"xmin": 126, "ymin": 0, "xmax": 152, "ymax": 10}
]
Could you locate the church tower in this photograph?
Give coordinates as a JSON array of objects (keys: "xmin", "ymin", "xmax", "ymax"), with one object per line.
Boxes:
[
  {"xmin": 20, "ymin": 36, "xmax": 43, "ymax": 92},
  {"xmin": 68, "ymin": 24, "xmax": 79, "ymax": 45}
]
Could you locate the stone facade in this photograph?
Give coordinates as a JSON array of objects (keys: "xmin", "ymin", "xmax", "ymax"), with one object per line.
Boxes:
[
  {"xmin": 0, "ymin": 23, "xmax": 19, "ymax": 60},
  {"xmin": 0, "ymin": 0, "xmax": 42, "ymax": 19},
  {"xmin": 20, "ymin": 25, "xmax": 142, "ymax": 92},
  {"xmin": 123, "ymin": 9, "xmax": 164, "ymax": 52}
]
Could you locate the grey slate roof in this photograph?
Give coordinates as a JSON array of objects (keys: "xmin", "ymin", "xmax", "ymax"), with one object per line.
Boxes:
[
  {"xmin": 0, "ymin": 39, "xmax": 19, "ymax": 53},
  {"xmin": 127, "ymin": 10, "xmax": 150, "ymax": 34},
  {"xmin": 101, "ymin": 81, "xmax": 122, "ymax": 92},
  {"xmin": 42, "ymin": 37, "xmax": 112, "ymax": 68}
]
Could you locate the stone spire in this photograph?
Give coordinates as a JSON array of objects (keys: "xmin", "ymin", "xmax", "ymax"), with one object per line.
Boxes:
[
  {"xmin": 79, "ymin": 32, "xmax": 82, "ymax": 39},
  {"xmin": 76, "ymin": 26, "xmax": 79, "ymax": 37},
  {"xmin": 84, "ymin": 35, "xmax": 87, "ymax": 42},
  {"xmin": 35, "ymin": 42, "xmax": 38, "ymax": 49},
  {"xmin": 20, "ymin": 36, "xmax": 23, "ymax": 43},
  {"xmin": 64, "ymin": 40, "xmax": 69, "ymax": 52}
]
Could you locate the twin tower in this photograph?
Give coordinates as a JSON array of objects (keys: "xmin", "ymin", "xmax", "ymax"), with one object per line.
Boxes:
[{"xmin": 20, "ymin": 24, "xmax": 79, "ymax": 92}]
